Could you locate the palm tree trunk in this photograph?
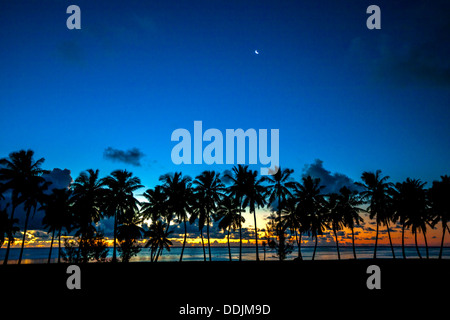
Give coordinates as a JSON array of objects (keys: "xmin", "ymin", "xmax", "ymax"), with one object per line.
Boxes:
[
  {"xmin": 401, "ymin": 223, "xmax": 406, "ymax": 259},
  {"xmin": 180, "ymin": 216, "xmax": 187, "ymax": 262},
  {"xmin": 333, "ymin": 228, "xmax": 340, "ymax": 260},
  {"xmin": 239, "ymin": 204, "xmax": 242, "ymax": 262},
  {"xmin": 423, "ymin": 231, "xmax": 429, "ymax": 259},
  {"xmin": 312, "ymin": 236, "xmax": 318, "ymax": 260},
  {"xmin": 227, "ymin": 228, "xmax": 232, "ymax": 261},
  {"xmin": 278, "ymin": 195, "xmax": 283, "ymax": 261},
  {"xmin": 295, "ymin": 229, "xmax": 303, "ymax": 260},
  {"xmin": 58, "ymin": 229, "xmax": 61, "ymax": 263},
  {"xmin": 439, "ymin": 220, "xmax": 446, "ymax": 259},
  {"xmin": 112, "ymin": 210, "xmax": 118, "ymax": 263},
  {"xmin": 414, "ymin": 232, "xmax": 422, "ymax": 259},
  {"xmin": 48, "ymin": 229, "xmax": 55, "ymax": 263},
  {"xmin": 18, "ymin": 207, "xmax": 32, "ymax": 264},
  {"xmin": 386, "ymin": 222, "xmax": 395, "ymax": 259},
  {"xmin": 253, "ymin": 209, "xmax": 259, "ymax": 261},
  {"xmin": 206, "ymin": 213, "xmax": 212, "ymax": 261},
  {"xmin": 351, "ymin": 226, "xmax": 357, "ymax": 259},
  {"xmin": 3, "ymin": 204, "xmax": 16, "ymax": 265},
  {"xmin": 156, "ymin": 220, "xmax": 171, "ymax": 261},
  {"xmin": 200, "ymin": 229, "xmax": 206, "ymax": 261},
  {"xmin": 374, "ymin": 221, "xmax": 379, "ymax": 259}
]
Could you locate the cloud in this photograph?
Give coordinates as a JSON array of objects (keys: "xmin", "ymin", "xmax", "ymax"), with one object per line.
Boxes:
[
  {"xmin": 42, "ymin": 168, "xmax": 73, "ymax": 191},
  {"xmin": 302, "ymin": 159, "xmax": 362, "ymax": 194},
  {"xmin": 103, "ymin": 147, "xmax": 145, "ymax": 166}
]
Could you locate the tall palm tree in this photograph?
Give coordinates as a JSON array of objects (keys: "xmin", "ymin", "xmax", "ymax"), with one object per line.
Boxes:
[
  {"xmin": 242, "ymin": 169, "xmax": 266, "ymax": 261},
  {"xmin": 215, "ymin": 196, "xmax": 245, "ymax": 261},
  {"xmin": 160, "ymin": 172, "xmax": 192, "ymax": 262},
  {"xmin": 262, "ymin": 167, "xmax": 296, "ymax": 261},
  {"xmin": 18, "ymin": 176, "xmax": 51, "ymax": 264},
  {"xmin": 281, "ymin": 197, "xmax": 303, "ymax": 260},
  {"xmin": 144, "ymin": 219, "xmax": 172, "ymax": 262},
  {"xmin": 193, "ymin": 170, "xmax": 224, "ymax": 261},
  {"xmin": 396, "ymin": 179, "xmax": 430, "ymax": 259},
  {"xmin": 294, "ymin": 176, "xmax": 326, "ymax": 260},
  {"xmin": 294, "ymin": 176, "xmax": 327, "ymax": 260},
  {"xmin": 357, "ymin": 170, "xmax": 394, "ymax": 259},
  {"xmin": 103, "ymin": 170, "xmax": 143, "ymax": 263},
  {"xmin": 337, "ymin": 186, "xmax": 364, "ymax": 259},
  {"xmin": 429, "ymin": 175, "xmax": 450, "ymax": 259},
  {"xmin": 71, "ymin": 169, "xmax": 106, "ymax": 263},
  {"xmin": 0, "ymin": 149, "xmax": 46, "ymax": 264},
  {"xmin": 40, "ymin": 188, "xmax": 73, "ymax": 263},
  {"xmin": 225, "ymin": 165, "xmax": 249, "ymax": 261},
  {"xmin": 117, "ymin": 210, "xmax": 144, "ymax": 263},
  {"xmin": 141, "ymin": 185, "xmax": 170, "ymax": 261},
  {"xmin": 325, "ymin": 193, "xmax": 344, "ymax": 260},
  {"xmin": 0, "ymin": 204, "xmax": 19, "ymax": 250}
]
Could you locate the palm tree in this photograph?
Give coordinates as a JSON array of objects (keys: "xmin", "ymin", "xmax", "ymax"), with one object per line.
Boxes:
[
  {"xmin": 0, "ymin": 204, "xmax": 19, "ymax": 250},
  {"xmin": 193, "ymin": 170, "xmax": 224, "ymax": 261},
  {"xmin": 0, "ymin": 149, "xmax": 46, "ymax": 264},
  {"xmin": 159, "ymin": 172, "xmax": 192, "ymax": 262},
  {"xmin": 262, "ymin": 167, "xmax": 296, "ymax": 261},
  {"xmin": 141, "ymin": 185, "xmax": 170, "ymax": 261},
  {"xmin": 224, "ymin": 165, "xmax": 249, "ymax": 261},
  {"xmin": 242, "ymin": 169, "xmax": 266, "ymax": 261},
  {"xmin": 103, "ymin": 170, "xmax": 143, "ymax": 263},
  {"xmin": 429, "ymin": 175, "xmax": 450, "ymax": 259},
  {"xmin": 294, "ymin": 176, "xmax": 326, "ymax": 260},
  {"xmin": 117, "ymin": 210, "xmax": 144, "ymax": 263},
  {"xmin": 215, "ymin": 196, "xmax": 245, "ymax": 261},
  {"xmin": 17, "ymin": 176, "xmax": 51, "ymax": 264},
  {"xmin": 71, "ymin": 169, "xmax": 106, "ymax": 263},
  {"xmin": 337, "ymin": 186, "xmax": 364, "ymax": 259},
  {"xmin": 145, "ymin": 220, "xmax": 173, "ymax": 262},
  {"xmin": 357, "ymin": 170, "xmax": 394, "ymax": 259},
  {"xmin": 325, "ymin": 193, "xmax": 344, "ymax": 260},
  {"xmin": 396, "ymin": 179, "xmax": 430, "ymax": 259},
  {"xmin": 281, "ymin": 197, "xmax": 303, "ymax": 260},
  {"xmin": 40, "ymin": 188, "xmax": 73, "ymax": 263}
]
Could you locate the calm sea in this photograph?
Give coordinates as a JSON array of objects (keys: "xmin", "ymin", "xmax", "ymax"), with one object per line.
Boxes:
[{"xmin": 1, "ymin": 246, "xmax": 449, "ymax": 264}]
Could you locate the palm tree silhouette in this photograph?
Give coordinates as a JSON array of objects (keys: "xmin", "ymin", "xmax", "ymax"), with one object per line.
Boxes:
[
  {"xmin": 71, "ymin": 169, "xmax": 106, "ymax": 263},
  {"xmin": 144, "ymin": 219, "xmax": 172, "ymax": 262},
  {"xmin": 281, "ymin": 197, "xmax": 303, "ymax": 260},
  {"xmin": 160, "ymin": 172, "xmax": 192, "ymax": 262},
  {"xmin": 397, "ymin": 179, "xmax": 430, "ymax": 259},
  {"xmin": 357, "ymin": 170, "xmax": 394, "ymax": 259},
  {"xmin": 337, "ymin": 186, "xmax": 364, "ymax": 259},
  {"xmin": 262, "ymin": 167, "xmax": 296, "ymax": 261},
  {"xmin": 193, "ymin": 170, "xmax": 224, "ymax": 261},
  {"xmin": 40, "ymin": 188, "xmax": 73, "ymax": 263},
  {"xmin": 117, "ymin": 210, "xmax": 144, "ymax": 263},
  {"xmin": 242, "ymin": 169, "xmax": 266, "ymax": 261},
  {"xmin": 325, "ymin": 193, "xmax": 344, "ymax": 260},
  {"xmin": 295, "ymin": 176, "xmax": 326, "ymax": 260},
  {"xmin": 103, "ymin": 170, "xmax": 143, "ymax": 263},
  {"xmin": 0, "ymin": 150, "xmax": 48, "ymax": 264},
  {"xmin": 225, "ymin": 165, "xmax": 249, "ymax": 261},
  {"xmin": 429, "ymin": 175, "xmax": 450, "ymax": 259},
  {"xmin": 1, "ymin": 203, "xmax": 19, "ymax": 250},
  {"xmin": 141, "ymin": 185, "xmax": 171, "ymax": 261},
  {"xmin": 215, "ymin": 196, "xmax": 245, "ymax": 261}
]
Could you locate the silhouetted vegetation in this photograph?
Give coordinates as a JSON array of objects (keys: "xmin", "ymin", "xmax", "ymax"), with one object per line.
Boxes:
[{"xmin": 0, "ymin": 149, "xmax": 449, "ymax": 264}]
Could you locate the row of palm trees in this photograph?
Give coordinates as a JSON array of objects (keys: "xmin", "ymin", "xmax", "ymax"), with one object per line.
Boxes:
[{"xmin": 0, "ymin": 149, "xmax": 449, "ymax": 263}]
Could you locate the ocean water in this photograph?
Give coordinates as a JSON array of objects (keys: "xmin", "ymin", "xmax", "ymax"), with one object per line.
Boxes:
[{"xmin": 1, "ymin": 246, "xmax": 449, "ymax": 264}]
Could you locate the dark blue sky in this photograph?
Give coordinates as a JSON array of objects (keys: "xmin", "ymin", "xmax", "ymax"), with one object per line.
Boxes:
[{"xmin": 1, "ymin": 0, "xmax": 449, "ymax": 190}]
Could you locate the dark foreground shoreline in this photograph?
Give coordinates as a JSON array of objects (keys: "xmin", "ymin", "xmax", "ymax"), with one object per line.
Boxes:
[{"xmin": 1, "ymin": 259, "xmax": 448, "ymax": 318}]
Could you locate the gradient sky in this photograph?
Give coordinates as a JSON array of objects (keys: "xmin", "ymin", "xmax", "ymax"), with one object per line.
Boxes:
[{"xmin": 1, "ymin": 1, "xmax": 449, "ymax": 247}]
